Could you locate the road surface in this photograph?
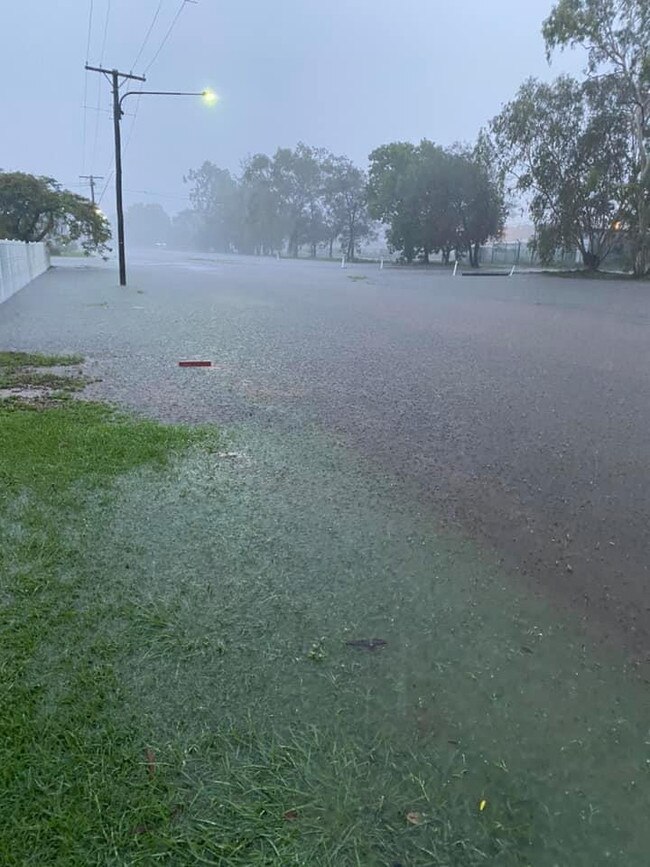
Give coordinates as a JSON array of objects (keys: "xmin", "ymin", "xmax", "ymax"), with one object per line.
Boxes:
[{"xmin": 3, "ymin": 250, "xmax": 650, "ymax": 660}]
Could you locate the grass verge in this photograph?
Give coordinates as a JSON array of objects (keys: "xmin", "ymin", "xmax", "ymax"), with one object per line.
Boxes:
[
  {"xmin": 0, "ymin": 400, "xmax": 211, "ymax": 866},
  {"xmin": 0, "ymin": 351, "xmax": 87, "ymax": 392},
  {"xmin": 2, "ymin": 393, "xmax": 649, "ymax": 865}
]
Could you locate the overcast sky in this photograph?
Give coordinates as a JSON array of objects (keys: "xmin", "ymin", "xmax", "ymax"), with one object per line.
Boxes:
[{"xmin": 2, "ymin": 0, "xmax": 584, "ymax": 216}]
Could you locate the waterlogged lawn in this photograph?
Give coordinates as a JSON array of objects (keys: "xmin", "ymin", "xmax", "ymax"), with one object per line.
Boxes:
[{"xmin": 1, "ymin": 384, "xmax": 649, "ymax": 864}]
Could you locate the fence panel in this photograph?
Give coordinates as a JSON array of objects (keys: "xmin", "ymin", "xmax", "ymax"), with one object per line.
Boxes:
[{"xmin": 0, "ymin": 241, "xmax": 50, "ymax": 304}]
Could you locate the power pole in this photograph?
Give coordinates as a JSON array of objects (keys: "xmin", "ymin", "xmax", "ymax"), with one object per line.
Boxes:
[
  {"xmin": 85, "ymin": 65, "xmax": 146, "ymax": 286},
  {"xmin": 79, "ymin": 174, "xmax": 104, "ymax": 206}
]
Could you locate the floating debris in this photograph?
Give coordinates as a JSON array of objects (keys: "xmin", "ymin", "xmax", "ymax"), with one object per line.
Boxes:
[{"xmin": 345, "ymin": 638, "xmax": 387, "ymax": 651}]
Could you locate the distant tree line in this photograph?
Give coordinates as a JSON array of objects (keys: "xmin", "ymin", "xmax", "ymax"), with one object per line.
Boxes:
[
  {"xmin": 4, "ymin": 1, "xmax": 645, "ymax": 274},
  {"xmin": 173, "ymin": 138, "xmax": 505, "ymax": 264},
  {"xmin": 176, "ymin": 144, "xmax": 373, "ymax": 260}
]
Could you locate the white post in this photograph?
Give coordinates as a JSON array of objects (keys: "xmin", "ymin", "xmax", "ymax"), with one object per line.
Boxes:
[
  {"xmin": 509, "ymin": 265, "xmax": 515, "ymax": 277},
  {"xmin": 276, "ymin": 251, "xmax": 280, "ymax": 261},
  {"xmin": 453, "ymin": 260, "xmax": 458, "ymax": 277},
  {"xmin": 380, "ymin": 257, "xmax": 384, "ymax": 270},
  {"xmin": 341, "ymin": 255, "xmax": 346, "ymax": 269}
]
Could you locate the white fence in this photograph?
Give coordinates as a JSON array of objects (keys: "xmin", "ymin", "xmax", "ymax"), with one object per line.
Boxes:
[{"xmin": 0, "ymin": 241, "xmax": 50, "ymax": 305}]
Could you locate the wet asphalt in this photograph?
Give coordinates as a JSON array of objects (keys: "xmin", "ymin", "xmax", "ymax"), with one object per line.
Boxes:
[{"xmin": 2, "ymin": 250, "xmax": 650, "ymax": 658}]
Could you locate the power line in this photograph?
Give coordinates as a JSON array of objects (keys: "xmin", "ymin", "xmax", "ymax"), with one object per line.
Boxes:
[
  {"xmin": 83, "ymin": 104, "xmax": 135, "ymax": 116},
  {"xmin": 97, "ymin": 169, "xmax": 114, "ymax": 206},
  {"xmin": 93, "ymin": 0, "xmax": 196, "ymax": 211},
  {"xmin": 143, "ymin": 0, "xmax": 189, "ymax": 74},
  {"xmin": 85, "ymin": 0, "xmax": 95, "ymax": 60},
  {"xmin": 90, "ymin": 77, "xmax": 104, "ymax": 170},
  {"xmin": 99, "ymin": 0, "xmax": 111, "ymax": 64},
  {"xmin": 124, "ymin": 187, "xmax": 192, "ymax": 201},
  {"xmin": 122, "ymin": 83, "xmax": 145, "ymax": 151},
  {"xmin": 96, "ymin": 88, "xmax": 143, "ymax": 206},
  {"xmin": 81, "ymin": 0, "xmax": 95, "ymax": 173},
  {"xmin": 117, "ymin": 1, "xmax": 197, "ymax": 179},
  {"xmin": 131, "ymin": 0, "xmax": 165, "ymax": 72},
  {"xmin": 124, "ymin": 1, "xmax": 174, "ymax": 155},
  {"xmin": 90, "ymin": 0, "xmax": 112, "ymax": 172}
]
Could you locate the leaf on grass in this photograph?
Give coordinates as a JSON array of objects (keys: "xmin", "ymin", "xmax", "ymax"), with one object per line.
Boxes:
[
  {"xmin": 145, "ymin": 748, "xmax": 156, "ymax": 778},
  {"xmin": 283, "ymin": 809, "xmax": 299, "ymax": 821},
  {"xmin": 406, "ymin": 811, "xmax": 423, "ymax": 825},
  {"xmin": 170, "ymin": 804, "xmax": 184, "ymax": 822}
]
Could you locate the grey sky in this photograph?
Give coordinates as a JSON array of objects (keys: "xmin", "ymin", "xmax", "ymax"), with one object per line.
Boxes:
[{"xmin": 2, "ymin": 0, "xmax": 583, "ymax": 215}]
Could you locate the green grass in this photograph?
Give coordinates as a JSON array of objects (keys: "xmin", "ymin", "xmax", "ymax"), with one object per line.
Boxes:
[
  {"xmin": 0, "ymin": 401, "xmax": 212, "ymax": 865},
  {"xmin": 0, "ymin": 351, "xmax": 84, "ymax": 370},
  {"xmin": 2, "ymin": 395, "xmax": 650, "ymax": 864},
  {"xmin": 0, "ymin": 351, "xmax": 87, "ymax": 392}
]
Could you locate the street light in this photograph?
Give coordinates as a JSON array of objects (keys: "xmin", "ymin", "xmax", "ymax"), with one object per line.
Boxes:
[
  {"xmin": 113, "ymin": 88, "xmax": 216, "ymax": 286},
  {"xmin": 202, "ymin": 89, "xmax": 219, "ymax": 105},
  {"xmin": 85, "ymin": 64, "xmax": 217, "ymax": 286},
  {"xmin": 119, "ymin": 89, "xmax": 217, "ymax": 112}
]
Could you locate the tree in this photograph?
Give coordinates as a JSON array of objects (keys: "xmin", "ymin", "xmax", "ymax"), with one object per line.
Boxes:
[
  {"xmin": 239, "ymin": 154, "xmax": 284, "ymax": 255},
  {"xmin": 367, "ymin": 142, "xmax": 422, "ymax": 262},
  {"xmin": 272, "ymin": 143, "xmax": 328, "ymax": 257},
  {"xmin": 322, "ymin": 156, "xmax": 373, "ymax": 260},
  {"xmin": 0, "ymin": 172, "xmax": 110, "ymax": 254},
  {"xmin": 125, "ymin": 203, "xmax": 171, "ymax": 247},
  {"xmin": 368, "ymin": 139, "xmax": 505, "ymax": 264},
  {"xmin": 450, "ymin": 138, "xmax": 506, "ymax": 267},
  {"xmin": 185, "ymin": 162, "xmax": 241, "ymax": 252},
  {"xmin": 415, "ymin": 141, "xmax": 456, "ymax": 263},
  {"xmin": 491, "ymin": 75, "xmax": 632, "ymax": 269},
  {"xmin": 543, "ymin": 0, "xmax": 650, "ymax": 274}
]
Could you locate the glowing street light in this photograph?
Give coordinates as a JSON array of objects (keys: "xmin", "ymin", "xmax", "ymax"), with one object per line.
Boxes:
[{"xmin": 202, "ymin": 89, "xmax": 219, "ymax": 106}]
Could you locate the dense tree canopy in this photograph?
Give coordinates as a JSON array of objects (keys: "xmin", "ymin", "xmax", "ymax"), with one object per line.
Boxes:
[
  {"xmin": 0, "ymin": 172, "xmax": 111, "ymax": 254},
  {"xmin": 367, "ymin": 139, "xmax": 505, "ymax": 263}
]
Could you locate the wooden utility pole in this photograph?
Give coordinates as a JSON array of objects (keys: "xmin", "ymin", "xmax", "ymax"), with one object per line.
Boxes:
[
  {"xmin": 85, "ymin": 65, "xmax": 146, "ymax": 286},
  {"xmin": 79, "ymin": 174, "xmax": 104, "ymax": 206}
]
